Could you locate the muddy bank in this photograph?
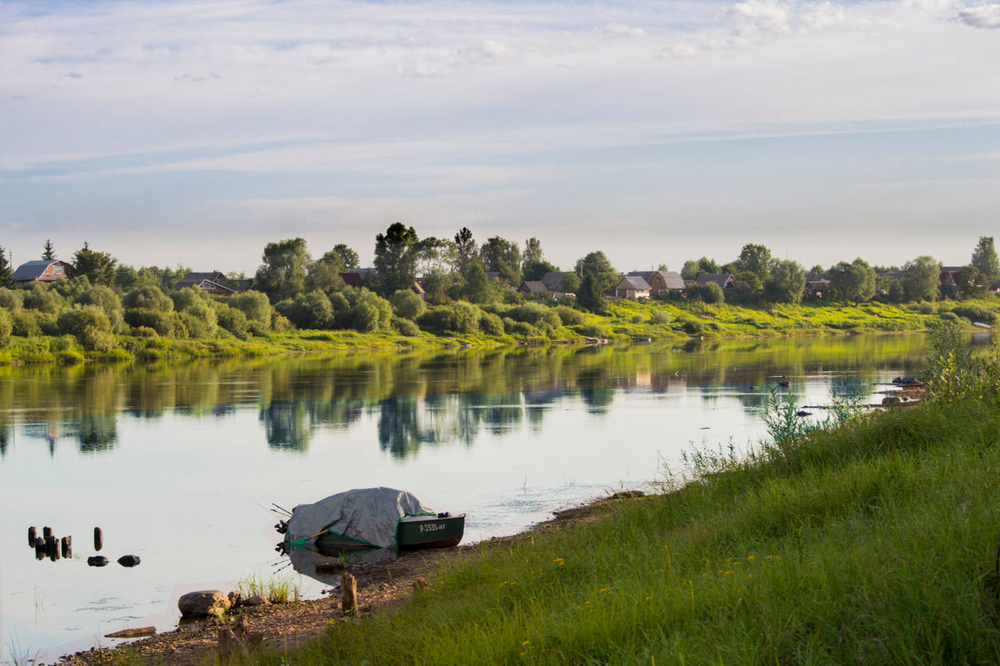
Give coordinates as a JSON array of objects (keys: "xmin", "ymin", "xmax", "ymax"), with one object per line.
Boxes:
[{"xmin": 61, "ymin": 495, "xmax": 633, "ymax": 665}]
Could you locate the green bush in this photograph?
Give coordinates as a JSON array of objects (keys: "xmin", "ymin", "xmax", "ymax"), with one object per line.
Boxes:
[
  {"xmin": 650, "ymin": 309, "xmax": 671, "ymax": 325},
  {"xmin": 554, "ymin": 305, "xmax": 585, "ymax": 326},
  {"xmin": 229, "ymin": 290, "xmax": 272, "ymax": 325},
  {"xmin": 22, "ymin": 284, "xmax": 62, "ymax": 313},
  {"xmin": 630, "ymin": 314, "xmax": 645, "ymax": 324},
  {"xmin": 216, "ymin": 304, "xmax": 249, "ymax": 339},
  {"xmin": 49, "ymin": 336, "xmax": 73, "ymax": 352},
  {"xmin": 271, "ymin": 314, "xmax": 291, "ymax": 332},
  {"xmin": 352, "ymin": 290, "xmax": 393, "ymax": 333},
  {"xmin": 951, "ymin": 304, "xmax": 996, "ymax": 324},
  {"xmin": 247, "ymin": 320, "xmax": 270, "ymax": 338},
  {"xmin": 0, "ymin": 309, "xmax": 12, "ymax": 348},
  {"xmin": 133, "ymin": 326, "xmax": 158, "ymax": 338},
  {"xmin": 11, "ymin": 311, "xmax": 42, "ymax": 337},
  {"xmin": 125, "ymin": 309, "xmax": 175, "ymax": 336},
  {"xmin": 0, "ymin": 288, "xmax": 23, "ymax": 312},
  {"xmin": 418, "ymin": 302, "xmax": 481, "ymax": 334},
  {"xmin": 506, "ymin": 320, "xmax": 537, "ymax": 337},
  {"xmin": 56, "ymin": 349, "xmax": 85, "ymax": 364},
  {"xmin": 392, "ymin": 316, "xmax": 420, "ymax": 337},
  {"xmin": 479, "ymin": 311, "xmax": 504, "ymax": 336},
  {"xmin": 391, "ymin": 289, "xmax": 427, "ymax": 320},
  {"xmin": 917, "ymin": 301, "xmax": 936, "ymax": 315},
  {"xmin": 124, "ymin": 285, "xmax": 174, "ymax": 312},
  {"xmin": 682, "ymin": 319, "xmax": 705, "ymax": 334},
  {"xmin": 280, "ymin": 291, "xmax": 333, "ymax": 330}
]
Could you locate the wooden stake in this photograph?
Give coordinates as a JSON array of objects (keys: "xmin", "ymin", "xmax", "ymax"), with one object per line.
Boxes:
[
  {"xmin": 43, "ymin": 526, "xmax": 53, "ymax": 539},
  {"xmin": 340, "ymin": 572, "xmax": 357, "ymax": 614},
  {"xmin": 35, "ymin": 537, "xmax": 45, "ymax": 560},
  {"xmin": 94, "ymin": 527, "xmax": 103, "ymax": 552},
  {"xmin": 28, "ymin": 526, "xmax": 37, "ymax": 548},
  {"xmin": 61, "ymin": 536, "xmax": 72, "ymax": 559}
]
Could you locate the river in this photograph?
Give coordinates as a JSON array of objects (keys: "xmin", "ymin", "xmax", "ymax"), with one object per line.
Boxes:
[{"xmin": 0, "ymin": 334, "xmax": 932, "ymax": 662}]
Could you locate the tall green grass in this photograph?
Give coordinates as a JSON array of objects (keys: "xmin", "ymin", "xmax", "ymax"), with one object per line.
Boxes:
[{"xmin": 246, "ymin": 328, "xmax": 1000, "ymax": 664}]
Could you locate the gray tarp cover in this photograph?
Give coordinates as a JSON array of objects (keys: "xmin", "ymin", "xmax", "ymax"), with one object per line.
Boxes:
[{"xmin": 287, "ymin": 487, "xmax": 434, "ymax": 550}]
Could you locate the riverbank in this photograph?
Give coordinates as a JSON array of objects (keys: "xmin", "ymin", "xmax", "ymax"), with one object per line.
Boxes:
[
  {"xmin": 62, "ymin": 387, "xmax": 1000, "ymax": 664},
  {"xmin": 264, "ymin": 398, "xmax": 1000, "ymax": 664},
  {"xmin": 1, "ymin": 298, "xmax": 985, "ymax": 366}
]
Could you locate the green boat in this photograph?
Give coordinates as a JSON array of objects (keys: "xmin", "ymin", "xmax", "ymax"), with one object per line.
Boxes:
[{"xmin": 280, "ymin": 487, "xmax": 466, "ymax": 557}]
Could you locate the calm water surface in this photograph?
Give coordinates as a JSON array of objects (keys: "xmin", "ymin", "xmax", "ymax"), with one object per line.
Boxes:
[{"xmin": 0, "ymin": 335, "xmax": 932, "ymax": 662}]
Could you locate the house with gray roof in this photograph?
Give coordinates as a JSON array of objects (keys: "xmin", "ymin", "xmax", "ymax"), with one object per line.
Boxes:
[
  {"xmin": 13, "ymin": 259, "xmax": 70, "ymax": 286},
  {"xmin": 626, "ymin": 270, "xmax": 685, "ymax": 296},
  {"xmin": 540, "ymin": 272, "xmax": 572, "ymax": 292},
  {"xmin": 615, "ymin": 275, "xmax": 651, "ymax": 299}
]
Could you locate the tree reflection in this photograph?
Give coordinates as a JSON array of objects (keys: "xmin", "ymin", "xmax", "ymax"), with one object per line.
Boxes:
[
  {"xmin": 0, "ymin": 333, "xmax": 928, "ymax": 460},
  {"xmin": 260, "ymin": 400, "xmax": 310, "ymax": 451}
]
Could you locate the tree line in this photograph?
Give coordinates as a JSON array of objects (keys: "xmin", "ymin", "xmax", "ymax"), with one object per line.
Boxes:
[{"xmin": 1, "ymin": 231, "xmax": 998, "ymax": 352}]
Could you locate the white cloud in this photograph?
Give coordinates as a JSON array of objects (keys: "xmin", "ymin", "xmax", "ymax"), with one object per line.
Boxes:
[
  {"xmin": 727, "ymin": 0, "xmax": 793, "ymax": 36},
  {"xmin": 956, "ymin": 4, "xmax": 1000, "ymax": 28},
  {"xmin": 604, "ymin": 23, "xmax": 648, "ymax": 37}
]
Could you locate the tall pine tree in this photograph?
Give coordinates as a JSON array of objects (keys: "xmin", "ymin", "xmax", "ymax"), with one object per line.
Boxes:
[
  {"xmin": 42, "ymin": 239, "xmax": 55, "ymax": 260},
  {"xmin": 0, "ymin": 246, "xmax": 13, "ymax": 288}
]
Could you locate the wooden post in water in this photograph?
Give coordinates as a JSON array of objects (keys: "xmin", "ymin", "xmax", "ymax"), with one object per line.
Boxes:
[
  {"xmin": 340, "ymin": 572, "xmax": 357, "ymax": 614},
  {"xmin": 94, "ymin": 527, "xmax": 103, "ymax": 551},
  {"xmin": 28, "ymin": 526, "xmax": 37, "ymax": 548},
  {"xmin": 61, "ymin": 536, "xmax": 72, "ymax": 559},
  {"xmin": 35, "ymin": 537, "xmax": 45, "ymax": 560},
  {"xmin": 46, "ymin": 535, "xmax": 59, "ymax": 561},
  {"xmin": 43, "ymin": 526, "xmax": 52, "ymax": 539}
]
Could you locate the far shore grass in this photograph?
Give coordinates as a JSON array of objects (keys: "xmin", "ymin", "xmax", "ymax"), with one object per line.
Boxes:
[
  {"xmin": 242, "ymin": 392, "xmax": 1000, "ymax": 664},
  {"xmin": 1, "ymin": 298, "xmax": 990, "ymax": 366}
]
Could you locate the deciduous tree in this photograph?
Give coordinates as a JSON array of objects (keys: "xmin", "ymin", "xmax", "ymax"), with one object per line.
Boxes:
[
  {"xmin": 901, "ymin": 256, "xmax": 941, "ymax": 302},
  {"xmin": 255, "ymin": 238, "xmax": 311, "ymax": 303},
  {"xmin": 374, "ymin": 223, "xmax": 420, "ymax": 295},
  {"xmin": 764, "ymin": 259, "xmax": 806, "ymax": 304},
  {"xmin": 734, "ymin": 243, "xmax": 772, "ymax": 286}
]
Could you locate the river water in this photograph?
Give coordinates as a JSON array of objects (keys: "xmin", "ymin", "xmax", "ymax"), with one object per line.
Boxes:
[{"xmin": 0, "ymin": 334, "xmax": 932, "ymax": 662}]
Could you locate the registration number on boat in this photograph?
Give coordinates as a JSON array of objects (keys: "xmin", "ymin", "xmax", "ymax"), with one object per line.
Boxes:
[{"xmin": 419, "ymin": 523, "xmax": 446, "ymax": 533}]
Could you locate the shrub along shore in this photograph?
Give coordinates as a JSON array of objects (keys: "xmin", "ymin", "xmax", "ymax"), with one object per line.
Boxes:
[
  {"xmin": 230, "ymin": 326, "xmax": 1000, "ymax": 664},
  {"xmin": 1, "ymin": 283, "xmax": 996, "ymax": 366}
]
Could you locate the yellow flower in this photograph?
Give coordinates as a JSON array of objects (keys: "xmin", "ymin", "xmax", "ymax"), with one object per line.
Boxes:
[
  {"xmin": 600, "ymin": 588, "xmax": 610, "ymax": 594},
  {"xmin": 645, "ymin": 594, "xmax": 654, "ymax": 601},
  {"xmin": 554, "ymin": 557, "xmax": 565, "ymax": 566},
  {"xmin": 522, "ymin": 640, "xmax": 531, "ymax": 646},
  {"xmin": 747, "ymin": 555, "xmax": 756, "ymax": 562},
  {"xmin": 723, "ymin": 570, "xmax": 734, "ymax": 576}
]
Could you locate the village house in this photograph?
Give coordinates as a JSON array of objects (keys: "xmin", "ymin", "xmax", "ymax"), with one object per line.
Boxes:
[
  {"xmin": 171, "ymin": 271, "xmax": 243, "ymax": 296},
  {"xmin": 12, "ymin": 259, "xmax": 71, "ymax": 286},
  {"xmin": 540, "ymin": 271, "xmax": 572, "ymax": 292},
  {"xmin": 614, "ymin": 275, "xmax": 651, "ymax": 299},
  {"xmin": 804, "ymin": 272, "xmax": 831, "ymax": 298},
  {"xmin": 518, "ymin": 281, "xmax": 550, "ymax": 296},
  {"xmin": 626, "ymin": 270, "xmax": 685, "ymax": 297}
]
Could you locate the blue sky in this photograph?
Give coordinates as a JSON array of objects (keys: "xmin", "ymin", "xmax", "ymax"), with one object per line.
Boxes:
[{"xmin": 2, "ymin": 0, "xmax": 999, "ymax": 274}]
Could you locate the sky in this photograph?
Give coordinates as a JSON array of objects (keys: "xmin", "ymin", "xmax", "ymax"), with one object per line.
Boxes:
[{"xmin": 1, "ymin": 0, "xmax": 999, "ymax": 275}]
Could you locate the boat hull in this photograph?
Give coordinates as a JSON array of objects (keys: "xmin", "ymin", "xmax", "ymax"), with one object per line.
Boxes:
[{"xmin": 396, "ymin": 514, "xmax": 465, "ymax": 550}]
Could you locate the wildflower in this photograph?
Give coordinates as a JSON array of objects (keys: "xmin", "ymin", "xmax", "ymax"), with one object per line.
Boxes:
[
  {"xmin": 747, "ymin": 555, "xmax": 756, "ymax": 562},
  {"xmin": 723, "ymin": 570, "xmax": 734, "ymax": 576},
  {"xmin": 645, "ymin": 594, "xmax": 654, "ymax": 601},
  {"xmin": 554, "ymin": 557, "xmax": 565, "ymax": 566},
  {"xmin": 600, "ymin": 588, "xmax": 611, "ymax": 594},
  {"xmin": 522, "ymin": 640, "xmax": 530, "ymax": 646}
]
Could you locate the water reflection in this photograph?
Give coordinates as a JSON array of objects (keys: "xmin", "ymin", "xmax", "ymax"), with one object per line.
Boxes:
[{"xmin": 0, "ymin": 335, "xmax": 929, "ymax": 459}]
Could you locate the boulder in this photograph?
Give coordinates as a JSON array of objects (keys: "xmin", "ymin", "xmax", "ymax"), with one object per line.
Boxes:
[
  {"xmin": 242, "ymin": 594, "xmax": 270, "ymax": 607},
  {"xmin": 117, "ymin": 555, "xmax": 141, "ymax": 567},
  {"xmin": 87, "ymin": 556, "xmax": 109, "ymax": 567},
  {"xmin": 228, "ymin": 591, "xmax": 243, "ymax": 607},
  {"xmin": 178, "ymin": 590, "xmax": 232, "ymax": 619}
]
